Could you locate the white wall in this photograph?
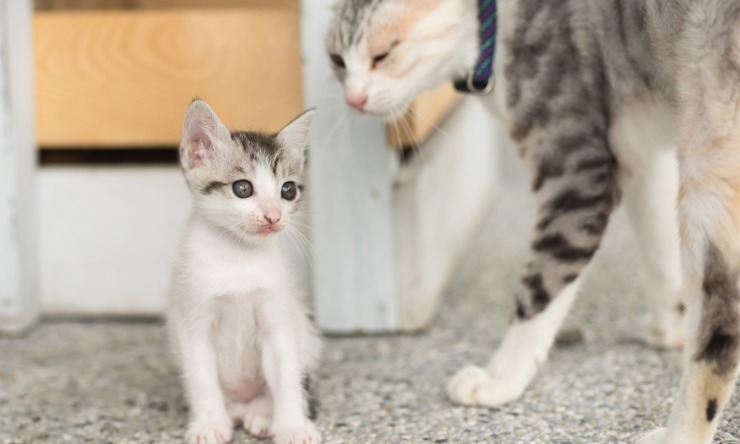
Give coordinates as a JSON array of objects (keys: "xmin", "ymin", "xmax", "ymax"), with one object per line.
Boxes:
[
  {"xmin": 38, "ymin": 166, "xmax": 189, "ymax": 315},
  {"xmin": 37, "ymin": 165, "xmax": 314, "ymax": 316}
]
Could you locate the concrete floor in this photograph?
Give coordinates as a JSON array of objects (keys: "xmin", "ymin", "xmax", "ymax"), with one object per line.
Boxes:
[{"xmin": 2, "ymin": 159, "xmax": 740, "ymax": 444}]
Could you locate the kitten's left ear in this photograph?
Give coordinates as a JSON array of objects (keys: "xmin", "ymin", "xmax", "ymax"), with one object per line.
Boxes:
[
  {"xmin": 276, "ymin": 109, "xmax": 315, "ymax": 160},
  {"xmin": 180, "ymin": 99, "xmax": 231, "ymax": 170}
]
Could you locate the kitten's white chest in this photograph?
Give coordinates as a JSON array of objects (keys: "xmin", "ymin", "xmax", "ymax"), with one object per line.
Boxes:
[
  {"xmin": 209, "ymin": 293, "xmax": 264, "ymax": 400},
  {"xmin": 183, "ymin": 216, "xmax": 284, "ymax": 295}
]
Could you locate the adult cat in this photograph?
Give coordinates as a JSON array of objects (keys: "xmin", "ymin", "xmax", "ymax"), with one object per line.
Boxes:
[{"xmin": 326, "ymin": 1, "xmax": 740, "ymax": 443}]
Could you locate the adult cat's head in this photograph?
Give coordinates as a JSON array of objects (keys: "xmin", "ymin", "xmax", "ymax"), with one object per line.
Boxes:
[
  {"xmin": 179, "ymin": 99, "xmax": 314, "ymax": 242},
  {"xmin": 326, "ymin": 0, "xmax": 478, "ymax": 120}
]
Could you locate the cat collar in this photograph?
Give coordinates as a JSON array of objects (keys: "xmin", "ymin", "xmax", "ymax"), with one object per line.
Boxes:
[{"xmin": 454, "ymin": 0, "xmax": 497, "ymax": 94}]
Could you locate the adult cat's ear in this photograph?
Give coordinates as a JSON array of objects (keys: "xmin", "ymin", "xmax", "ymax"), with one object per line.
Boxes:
[
  {"xmin": 180, "ymin": 99, "xmax": 231, "ymax": 170},
  {"xmin": 276, "ymin": 109, "xmax": 315, "ymax": 164}
]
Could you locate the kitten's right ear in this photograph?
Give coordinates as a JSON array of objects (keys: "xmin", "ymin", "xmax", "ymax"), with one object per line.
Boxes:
[
  {"xmin": 180, "ymin": 99, "xmax": 230, "ymax": 170},
  {"xmin": 276, "ymin": 109, "xmax": 316, "ymax": 154}
]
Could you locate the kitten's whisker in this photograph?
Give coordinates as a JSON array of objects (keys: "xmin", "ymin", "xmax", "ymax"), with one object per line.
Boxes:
[
  {"xmin": 285, "ymin": 227, "xmax": 311, "ymax": 268},
  {"xmin": 286, "ymin": 225, "xmax": 317, "ymax": 267},
  {"xmin": 291, "ymin": 226, "xmax": 320, "ymax": 263}
]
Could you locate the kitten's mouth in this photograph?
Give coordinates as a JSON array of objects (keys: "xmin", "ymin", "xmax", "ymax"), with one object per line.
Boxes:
[{"xmin": 257, "ymin": 225, "xmax": 282, "ymax": 236}]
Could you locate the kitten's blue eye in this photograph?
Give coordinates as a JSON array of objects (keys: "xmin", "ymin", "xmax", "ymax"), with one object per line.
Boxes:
[
  {"xmin": 330, "ymin": 54, "xmax": 345, "ymax": 69},
  {"xmin": 232, "ymin": 180, "xmax": 253, "ymax": 198},
  {"xmin": 281, "ymin": 182, "xmax": 297, "ymax": 201}
]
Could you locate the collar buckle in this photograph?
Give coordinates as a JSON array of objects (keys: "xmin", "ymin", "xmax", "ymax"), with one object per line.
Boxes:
[{"xmin": 465, "ymin": 70, "xmax": 495, "ymax": 95}]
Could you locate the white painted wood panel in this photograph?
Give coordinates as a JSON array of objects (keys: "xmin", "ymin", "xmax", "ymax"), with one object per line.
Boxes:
[
  {"xmin": 302, "ymin": 0, "xmax": 400, "ymax": 332},
  {"xmin": 0, "ymin": 0, "xmax": 38, "ymax": 334},
  {"xmin": 37, "ymin": 165, "xmax": 314, "ymax": 316},
  {"xmin": 38, "ymin": 166, "xmax": 190, "ymax": 315},
  {"xmin": 394, "ymin": 98, "xmax": 503, "ymax": 330}
]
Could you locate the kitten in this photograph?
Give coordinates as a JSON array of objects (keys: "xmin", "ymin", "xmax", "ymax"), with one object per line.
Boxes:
[
  {"xmin": 168, "ymin": 99, "xmax": 321, "ymax": 444},
  {"xmin": 326, "ymin": 1, "xmax": 740, "ymax": 443}
]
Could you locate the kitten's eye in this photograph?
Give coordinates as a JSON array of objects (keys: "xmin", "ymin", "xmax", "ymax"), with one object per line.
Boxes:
[
  {"xmin": 330, "ymin": 54, "xmax": 345, "ymax": 69},
  {"xmin": 281, "ymin": 182, "xmax": 298, "ymax": 201},
  {"xmin": 232, "ymin": 180, "xmax": 253, "ymax": 199}
]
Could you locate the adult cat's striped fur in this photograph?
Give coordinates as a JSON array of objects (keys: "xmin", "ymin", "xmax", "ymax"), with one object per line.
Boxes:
[{"xmin": 326, "ymin": 0, "xmax": 740, "ymax": 442}]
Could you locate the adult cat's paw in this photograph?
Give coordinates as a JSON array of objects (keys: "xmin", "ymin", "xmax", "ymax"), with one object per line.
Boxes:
[
  {"xmin": 641, "ymin": 312, "xmax": 684, "ymax": 349},
  {"xmin": 185, "ymin": 420, "xmax": 233, "ymax": 444},
  {"xmin": 447, "ymin": 365, "xmax": 524, "ymax": 407},
  {"xmin": 635, "ymin": 427, "xmax": 667, "ymax": 444},
  {"xmin": 273, "ymin": 424, "xmax": 321, "ymax": 444}
]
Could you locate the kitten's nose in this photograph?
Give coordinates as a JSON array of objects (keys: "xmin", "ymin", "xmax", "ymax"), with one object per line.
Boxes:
[
  {"xmin": 264, "ymin": 212, "xmax": 281, "ymax": 225},
  {"xmin": 346, "ymin": 94, "xmax": 368, "ymax": 111}
]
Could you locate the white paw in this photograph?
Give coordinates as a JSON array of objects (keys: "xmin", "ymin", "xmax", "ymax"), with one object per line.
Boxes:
[
  {"xmin": 636, "ymin": 427, "xmax": 667, "ymax": 444},
  {"xmin": 447, "ymin": 365, "xmax": 524, "ymax": 407},
  {"xmin": 244, "ymin": 410, "xmax": 272, "ymax": 439},
  {"xmin": 641, "ymin": 313, "xmax": 684, "ymax": 349},
  {"xmin": 185, "ymin": 420, "xmax": 233, "ymax": 444},
  {"xmin": 273, "ymin": 424, "xmax": 321, "ymax": 444}
]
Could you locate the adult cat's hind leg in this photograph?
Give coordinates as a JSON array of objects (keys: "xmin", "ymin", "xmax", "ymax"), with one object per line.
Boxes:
[
  {"xmin": 615, "ymin": 114, "xmax": 684, "ymax": 349},
  {"xmin": 638, "ymin": 3, "xmax": 740, "ymax": 442},
  {"xmin": 449, "ymin": 106, "xmax": 621, "ymax": 407}
]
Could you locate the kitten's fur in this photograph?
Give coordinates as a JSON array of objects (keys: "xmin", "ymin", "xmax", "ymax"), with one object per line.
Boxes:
[
  {"xmin": 327, "ymin": 1, "xmax": 740, "ymax": 443},
  {"xmin": 168, "ymin": 100, "xmax": 321, "ymax": 444}
]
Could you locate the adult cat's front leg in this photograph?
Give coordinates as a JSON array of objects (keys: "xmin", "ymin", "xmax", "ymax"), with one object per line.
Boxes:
[
  {"xmin": 450, "ymin": 88, "xmax": 621, "ymax": 407},
  {"xmin": 449, "ymin": 280, "xmax": 580, "ymax": 406}
]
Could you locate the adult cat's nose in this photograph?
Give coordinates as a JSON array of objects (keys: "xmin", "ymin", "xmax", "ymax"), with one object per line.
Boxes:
[{"xmin": 346, "ymin": 94, "xmax": 367, "ymax": 111}]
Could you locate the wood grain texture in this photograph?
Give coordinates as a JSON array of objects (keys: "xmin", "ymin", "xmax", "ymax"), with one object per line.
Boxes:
[
  {"xmin": 387, "ymin": 83, "xmax": 461, "ymax": 148},
  {"xmin": 35, "ymin": 0, "xmax": 296, "ymax": 11},
  {"xmin": 35, "ymin": 8, "xmax": 302, "ymax": 147}
]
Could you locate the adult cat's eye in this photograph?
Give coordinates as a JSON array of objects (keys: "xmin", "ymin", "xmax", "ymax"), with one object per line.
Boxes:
[
  {"xmin": 372, "ymin": 52, "xmax": 389, "ymax": 68},
  {"xmin": 281, "ymin": 182, "xmax": 297, "ymax": 201},
  {"xmin": 330, "ymin": 54, "xmax": 345, "ymax": 69},
  {"xmin": 232, "ymin": 180, "xmax": 253, "ymax": 198}
]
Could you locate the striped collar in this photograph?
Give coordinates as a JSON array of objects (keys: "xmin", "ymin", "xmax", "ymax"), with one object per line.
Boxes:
[{"xmin": 454, "ymin": 0, "xmax": 497, "ymax": 94}]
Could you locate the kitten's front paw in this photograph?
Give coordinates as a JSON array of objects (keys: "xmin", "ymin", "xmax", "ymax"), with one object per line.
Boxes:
[
  {"xmin": 636, "ymin": 427, "xmax": 667, "ymax": 444},
  {"xmin": 244, "ymin": 410, "xmax": 272, "ymax": 439},
  {"xmin": 185, "ymin": 419, "xmax": 233, "ymax": 444},
  {"xmin": 273, "ymin": 424, "xmax": 321, "ymax": 444},
  {"xmin": 447, "ymin": 365, "xmax": 524, "ymax": 407}
]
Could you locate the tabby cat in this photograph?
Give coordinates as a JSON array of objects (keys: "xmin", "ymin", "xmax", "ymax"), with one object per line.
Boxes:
[{"xmin": 326, "ymin": 1, "xmax": 740, "ymax": 443}]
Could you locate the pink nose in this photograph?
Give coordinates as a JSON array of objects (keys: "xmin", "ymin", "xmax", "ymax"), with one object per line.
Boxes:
[
  {"xmin": 264, "ymin": 212, "xmax": 281, "ymax": 225},
  {"xmin": 347, "ymin": 94, "xmax": 368, "ymax": 111}
]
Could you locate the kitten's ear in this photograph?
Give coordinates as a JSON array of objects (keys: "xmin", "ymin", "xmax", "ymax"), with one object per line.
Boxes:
[
  {"xmin": 276, "ymin": 109, "xmax": 315, "ymax": 159},
  {"xmin": 180, "ymin": 99, "xmax": 231, "ymax": 170}
]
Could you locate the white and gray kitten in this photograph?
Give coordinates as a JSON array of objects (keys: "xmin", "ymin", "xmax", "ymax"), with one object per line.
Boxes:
[
  {"xmin": 168, "ymin": 99, "xmax": 321, "ymax": 444},
  {"xmin": 327, "ymin": 1, "xmax": 740, "ymax": 443}
]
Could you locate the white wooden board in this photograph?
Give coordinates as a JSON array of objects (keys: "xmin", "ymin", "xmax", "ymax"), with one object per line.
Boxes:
[{"xmin": 0, "ymin": 0, "xmax": 38, "ymax": 334}]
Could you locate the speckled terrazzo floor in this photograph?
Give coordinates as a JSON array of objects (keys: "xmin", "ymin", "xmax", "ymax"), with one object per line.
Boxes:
[{"xmin": 2, "ymin": 156, "xmax": 739, "ymax": 444}]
